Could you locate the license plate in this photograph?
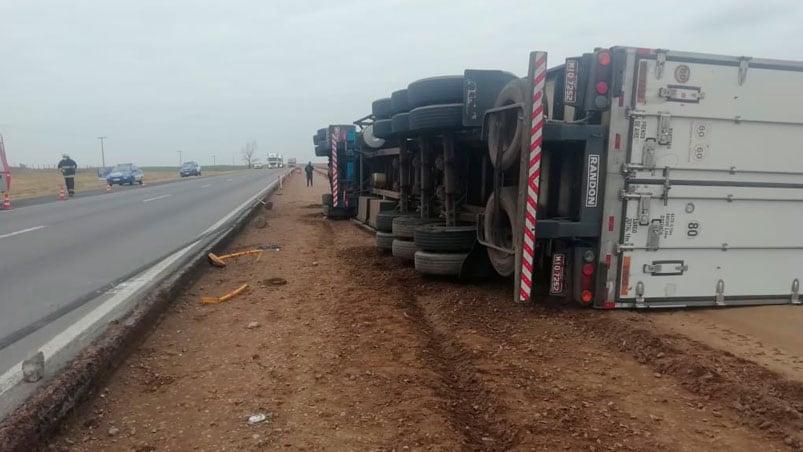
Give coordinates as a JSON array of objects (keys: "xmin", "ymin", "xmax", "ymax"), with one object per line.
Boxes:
[
  {"xmin": 550, "ymin": 253, "xmax": 566, "ymax": 295},
  {"xmin": 564, "ymin": 59, "xmax": 579, "ymax": 105}
]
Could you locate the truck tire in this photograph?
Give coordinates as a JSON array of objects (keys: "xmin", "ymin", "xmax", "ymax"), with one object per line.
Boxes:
[
  {"xmin": 391, "ymin": 112, "xmax": 410, "ymax": 134},
  {"xmin": 322, "ymin": 204, "xmax": 331, "ymax": 216},
  {"xmin": 315, "ymin": 142, "xmax": 330, "ymax": 157},
  {"xmin": 483, "ymin": 187, "xmax": 518, "ymax": 277},
  {"xmin": 322, "ymin": 193, "xmax": 333, "ymax": 206},
  {"xmin": 391, "ymin": 89, "xmax": 411, "ymax": 114},
  {"xmin": 392, "ymin": 239, "xmax": 418, "ymax": 261},
  {"xmin": 373, "ymin": 119, "xmax": 393, "ymax": 139},
  {"xmin": 375, "ymin": 231, "xmax": 394, "ymax": 250},
  {"xmin": 408, "ymin": 104, "xmax": 464, "ymax": 133},
  {"xmin": 392, "ymin": 215, "xmax": 436, "ymax": 239},
  {"xmin": 372, "ymin": 98, "xmax": 393, "ymax": 119},
  {"xmin": 488, "ymin": 78, "xmax": 526, "ymax": 170},
  {"xmin": 376, "ymin": 211, "xmax": 403, "ymax": 232},
  {"xmin": 414, "ymin": 224, "xmax": 476, "ymax": 252},
  {"xmin": 362, "ymin": 125, "xmax": 386, "ymax": 149},
  {"xmin": 407, "ymin": 76, "xmax": 464, "ymax": 108},
  {"xmin": 317, "ymin": 128, "xmax": 327, "ymax": 141},
  {"xmin": 414, "ymin": 250, "xmax": 469, "ymax": 276},
  {"xmin": 313, "ymin": 134, "xmax": 320, "ymax": 145}
]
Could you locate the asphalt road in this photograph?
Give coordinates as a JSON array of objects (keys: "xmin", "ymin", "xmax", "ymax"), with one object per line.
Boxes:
[{"xmin": 0, "ymin": 169, "xmax": 283, "ymax": 383}]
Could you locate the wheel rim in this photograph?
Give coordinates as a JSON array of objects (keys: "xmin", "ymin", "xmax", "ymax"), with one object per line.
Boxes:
[
  {"xmin": 483, "ymin": 188, "xmax": 517, "ymax": 277},
  {"xmin": 488, "ymin": 79, "xmax": 525, "ymax": 170}
]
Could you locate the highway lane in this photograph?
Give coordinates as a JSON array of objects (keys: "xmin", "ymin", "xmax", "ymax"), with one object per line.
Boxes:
[{"xmin": 0, "ymin": 169, "xmax": 283, "ymax": 375}]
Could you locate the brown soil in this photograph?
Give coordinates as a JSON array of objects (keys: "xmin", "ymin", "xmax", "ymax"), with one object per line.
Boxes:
[
  {"xmin": 47, "ymin": 175, "xmax": 803, "ymax": 451},
  {"xmin": 650, "ymin": 307, "xmax": 803, "ymax": 383}
]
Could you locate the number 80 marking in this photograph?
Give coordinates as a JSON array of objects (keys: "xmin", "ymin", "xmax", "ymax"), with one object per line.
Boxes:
[{"xmin": 687, "ymin": 221, "xmax": 701, "ymax": 238}]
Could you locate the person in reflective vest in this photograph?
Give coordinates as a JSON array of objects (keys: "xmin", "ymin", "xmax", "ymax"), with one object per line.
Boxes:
[{"xmin": 57, "ymin": 154, "xmax": 78, "ymax": 197}]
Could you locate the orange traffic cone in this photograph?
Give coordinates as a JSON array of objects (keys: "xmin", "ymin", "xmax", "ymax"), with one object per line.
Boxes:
[
  {"xmin": 58, "ymin": 187, "xmax": 67, "ymax": 201},
  {"xmin": 105, "ymin": 183, "xmax": 112, "ymax": 193},
  {"xmin": 2, "ymin": 192, "xmax": 10, "ymax": 210}
]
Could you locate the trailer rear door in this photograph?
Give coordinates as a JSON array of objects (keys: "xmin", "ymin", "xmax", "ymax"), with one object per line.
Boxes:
[{"xmin": 617, "ymin": 52, "xmax": 803, "ymax": 307}]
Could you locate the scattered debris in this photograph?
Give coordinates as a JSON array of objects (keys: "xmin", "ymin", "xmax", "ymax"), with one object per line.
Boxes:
[
  {"xmin": 264, "ymin": 277, "xmax": 287, "ymax": 286},
  {"xmin": 257, "ymin": 244, "xmax": 281, "ymax": 251},
  {"xmin": 201, "ymin": 284, "xmax": 249, "ymax": 304},
  {"xmin": 247, "ymin": 413, "xmax": 271, "ymax": 425},
  {"xmin": 257, "ymin": 199, "xmax": 273, "ymax": 210},
  {"xmin": 207, "ymin": 249, "xmax": 263, "ymax": 268},
  {"xmin": 207, "ymin": 253, "xmax": 227, "ymax": 267},
  {"xmin": 107, "ymin": 427, "xmax": 120, "ymax": 437},
  {"xmin": 247, "ymin": 321, "xmax": 261, "ymax": 329},
  {"xmin": 22, "ymin": 351, "xmax": 45, "ymax": 383},
  {"xmin": 312, "ymin": 261, "xmax": 319, "ymax": 266}
]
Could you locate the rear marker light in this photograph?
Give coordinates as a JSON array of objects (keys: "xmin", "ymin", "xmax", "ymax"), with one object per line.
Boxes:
[
  {"xmin": 582, "ymin": 263, "xmax": 594, "ymax": 277},
  {"xmin": 594, "ymin": 95, "xmax": 608, "ymax": 109},
  {"xmin": 596, "ymin": 81, "xmax": 609, "ymax": 95},
  {"xmin": 597, "ymin": 52, "xmax": 611, "ymax": 66},
  {"xmin": 581, "ymin": 290, "xmax": 593, "ymax": 303}
]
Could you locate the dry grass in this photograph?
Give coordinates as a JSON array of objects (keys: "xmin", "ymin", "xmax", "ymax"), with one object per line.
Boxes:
[{"xmin": 7, "ymin": 168, "xmax": 235, "ymax": 200}]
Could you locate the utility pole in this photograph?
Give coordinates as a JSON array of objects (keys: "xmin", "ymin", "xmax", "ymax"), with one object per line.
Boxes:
[
  {"xmin": 212, "ymin": 155, "xmax": 216, "ymax": 166},
  {"xmin": 177, "ymin": 150, "xmax": 183, "ymax": 165},
  {"xmin": 97, "ymin": 136, "xmax": 107, "ymax": 168}
]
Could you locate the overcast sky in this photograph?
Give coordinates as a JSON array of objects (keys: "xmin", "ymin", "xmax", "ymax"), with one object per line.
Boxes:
[{"xmin": 1, "ymin": 0, "xmax": 801, "ymax": 167}]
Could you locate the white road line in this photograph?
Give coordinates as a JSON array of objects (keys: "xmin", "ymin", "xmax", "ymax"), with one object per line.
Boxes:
[
  {"xmin": 225, "ymin": 179, "xmax": 233, "ymax": 182},
  {"xmin": 201, "ymin": 184, "xmax": 211, "ymax": 188},
  {"xmin": 142, "ymin": 194, "xmax": 172, "ymax": 203},
  {"xmin": 0, "ymin": 225, "xmax": 47, "ymax": 240},
  {"xmin": 0, "ymin": 240, "xmax": 200, "ymax": 395}
]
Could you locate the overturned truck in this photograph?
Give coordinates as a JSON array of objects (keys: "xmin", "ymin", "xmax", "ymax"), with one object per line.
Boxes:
[{"xmin": 315, "ymin": 46, "xmax": 803, "ymax": 309}]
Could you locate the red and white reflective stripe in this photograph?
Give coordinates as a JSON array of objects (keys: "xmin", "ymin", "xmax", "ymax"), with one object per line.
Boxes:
[
  {"xmin": 331, "ymin": 127, "xmax": 339, "ymax": 207},
  {"xmin": 519, "ymin": 52, "xmax": 547, "ymax": 303}
]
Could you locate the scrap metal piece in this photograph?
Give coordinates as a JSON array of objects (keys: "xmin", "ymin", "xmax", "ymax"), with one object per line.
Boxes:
[
  {"xmin": 201, "ymin": 284, "xmax": 249, "ymax": 304},
  {"xmin": 207, "ymin": 249, "xmax": 264, "ymax": 267}
]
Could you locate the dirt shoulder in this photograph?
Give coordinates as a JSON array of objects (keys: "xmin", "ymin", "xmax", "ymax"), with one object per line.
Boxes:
[
  {"xmin": 649, "ymin": 307, "xmax": 803, "ymax": 383},
  {"xmin": 47, "ymin": 174, "xmax": 803, "ymax": 451}
]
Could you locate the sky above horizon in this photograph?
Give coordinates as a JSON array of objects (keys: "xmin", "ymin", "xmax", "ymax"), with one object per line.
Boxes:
[{"xmin": 2, "ymin": 0, "xmax": 802, "ymax": 167}]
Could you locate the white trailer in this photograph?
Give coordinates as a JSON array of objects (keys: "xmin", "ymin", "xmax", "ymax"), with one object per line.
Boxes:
[
  {"xmin": 490, "ymin": 47, "xmax": 803, "ymax": 308},
  {"xmin": 597, "ymin": 48, "xmax": 803, "ymax": 308}
]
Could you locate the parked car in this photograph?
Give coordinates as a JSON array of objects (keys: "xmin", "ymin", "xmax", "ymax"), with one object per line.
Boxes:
[
  {"xmin": 180, "ymin": 161, "xmax": 202, "ymax": 177},
  {"xmin": 106, "ymin": 163, "xmax": 143, "ymax": 185},
  {"xmin": 253, "ymin": 162, "xmax": 264, "ymax": 169}
]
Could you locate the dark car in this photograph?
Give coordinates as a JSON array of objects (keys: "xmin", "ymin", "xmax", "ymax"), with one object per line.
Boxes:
[
  {"xmin": 180, "ymin": 161, "xmax": 202, "ymax": 177},
  {"xmin": 106, "ymin": 163, "xmax": 144, "ymax": 186}
]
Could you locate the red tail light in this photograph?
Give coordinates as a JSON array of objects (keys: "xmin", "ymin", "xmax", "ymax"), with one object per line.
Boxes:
[
  {"xmin": 580, "ymin": 262, "xmax": 595, "ymax": 304},
  {"xmin": 597, "ymin": 51, "xmax": 611, "ymax": 66},
  {"xmin": 595, "ymin": 81, "xmax": 609, "ymax": 95}
]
